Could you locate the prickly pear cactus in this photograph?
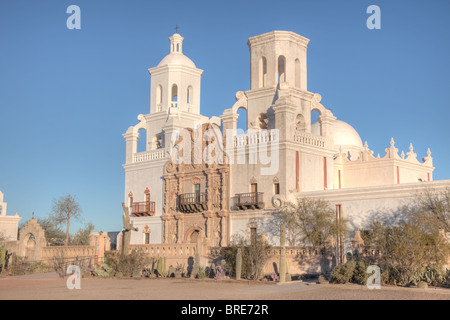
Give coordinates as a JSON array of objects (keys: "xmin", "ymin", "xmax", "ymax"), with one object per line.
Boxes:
[
  {"xmin": 191, "ymin": 252, "xmax": 200, "ymax": 278},
  {"xmin": 236, "ymin": 248, "xmax": 242, "ymax": 280},
  {"xmin": 163, "ymin": 257, "xmax": 167, "ymax": 277}
]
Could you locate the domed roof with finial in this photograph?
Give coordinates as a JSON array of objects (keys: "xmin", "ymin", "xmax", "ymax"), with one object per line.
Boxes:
[
  {"xmin": 157, "ymin": 32, "xmax": 196, "ymax": 68},
  {"xmin": 312, "ymin": 119, "xmax": 363, "ymax": 148}
]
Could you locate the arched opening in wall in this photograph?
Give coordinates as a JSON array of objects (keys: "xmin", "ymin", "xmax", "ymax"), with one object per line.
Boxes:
[
  {"xmin": 25, "ymin": 234, "xmax": 36, "ymax": 261},
  {"xmin": 295, "ymin": 59, "xmax": 301, "ymax": 88},
  {"xmin": 187, "ymin": 86, "xmax": 193, "ymax": 112},
  {"xmin": 236, "ymin": 107, "xmax": 248, "ymax": 133},
  {"xmin": 152, "ymin": 133, "xmax": 163, "ymax": 149},
  {"xmin": 189, "ymin": 230, "xmax": 200, "ymax": 244},
  {"xmin": 156, "ymin": 85, "xmax": 163, "ymax": 112},
  {"xmin": 171, "ymin": 84, "xmax": 178, "ymax": 108},
  {"xmin": 311, "ymin": 110, "xmax": 322, "ymax": 136},
  {"xmin": 295, "ymin": 114, "xmax": 306, "ymax": 132},
  {"xmin": 278, "ymin": 55, "xmax": 286, "ymax": 83},
  {"xmin": 259, "ymin": 56, "xmax": 267, "ymax": 88},
  {"xmin": 176, "ymin": 44, "xmax": 180, "ymax": 52},
  {"xmin": 137, "ymin": 128, "xmax": 147, "ymax": 153}
]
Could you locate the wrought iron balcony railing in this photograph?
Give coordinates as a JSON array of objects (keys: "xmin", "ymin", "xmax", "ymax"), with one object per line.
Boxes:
[
  {"xmin": 178, "ymin": 192, "xmax": 207, "ymax": 213},
  {"xmin": 131, "ymin": 201, "xmax": 156, "ymax": 217},
  {"xmin": 235, "ymin": 192, "xmax": 265, "ymax": 210}
]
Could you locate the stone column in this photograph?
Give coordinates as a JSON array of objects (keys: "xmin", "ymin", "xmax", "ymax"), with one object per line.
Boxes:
[
  {"xmin": 175, "ymin": 214, "xmax": 184, "ymax": 244},
  {"xmin": 123, "ymin": 130, "xmax": 140, "ymax": 164}
]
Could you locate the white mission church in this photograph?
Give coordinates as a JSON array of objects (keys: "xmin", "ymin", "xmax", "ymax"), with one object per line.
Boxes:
[{"xmin": 121, "ymin": 30, "xmax": 450, "ymax": 257}]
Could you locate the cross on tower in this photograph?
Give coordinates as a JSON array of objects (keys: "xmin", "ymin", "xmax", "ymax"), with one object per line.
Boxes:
[{"xmin": 175, "ymin": 25, "xmax": 180, "ymax": 34}]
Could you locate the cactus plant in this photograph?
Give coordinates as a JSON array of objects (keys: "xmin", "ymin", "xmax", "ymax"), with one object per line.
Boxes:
[
  {"xmin": 215, "ymin": 265, "xmax": 223, "ymax": 280},
  {"xmin": 236, "ymin": 248, "xmax": 242, "ymax": 280},
  {"xmin": 191, "ymin": 253, "xmax": 200, "ymax": 278},
  {"xmin": 279, "ymin": 222, "xmax": 286, "ymax": 283},
  {"xmin": 157, "ymin": 258, "xmax": 163, "ymax": 277},
  {"xmin": 286, "ymin": 260, "xmax": 291, "ymax": 282},
  {"xmin": 210, "ymin": 263, "xmax": 216, "ymax": 278},
  {"xmin": 221, "ymin": 259, "xmax": 227, "ymax": 275},
  {"xmin": 163, "ymin": 257, "xmax": 167, "ymax": 277},
  {"xmin": 0, "ymin": 246, "xmax": 7, "ymax": 273}
]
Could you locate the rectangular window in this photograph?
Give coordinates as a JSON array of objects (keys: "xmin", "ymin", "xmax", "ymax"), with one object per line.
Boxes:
[
  {"xmin": 194, "ymin": 184, "xmax": 201, "ymax": 202},
  {"xmin": 145, "ymin": 233, "xmax": 150, "ymax": 244},
  {"xmin": 274, "ymin": 183, "xmax": 280, "ymax": 195}
]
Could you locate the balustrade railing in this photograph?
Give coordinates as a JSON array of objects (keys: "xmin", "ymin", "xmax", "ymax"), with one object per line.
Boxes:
[
  {"xmin": 293, "ymin": 131, "xmax": 326, "ymax": 148},
  {"xmin": 133, "ymin": 149, "xmax": 167, "ymax": 163},
  {"xmin": 131, "ymin": 201, "xmax": 156, "ymax": 217},
  {"xmin": 178, "ymin": 192, "xmax": 207, "ymax": 213},
  {"xmin": 235, "ymin": 192, "xmax": 265, "ymax": 210}
]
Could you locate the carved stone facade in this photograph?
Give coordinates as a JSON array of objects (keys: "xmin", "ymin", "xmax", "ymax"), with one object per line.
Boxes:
[{"xmin": 162, "ymin": 123, "xmax": 230, "ymax": 247}]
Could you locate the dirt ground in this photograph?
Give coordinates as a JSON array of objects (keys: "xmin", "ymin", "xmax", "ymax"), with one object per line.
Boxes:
[{"xmin": 0, "ymin": 272, "xmax": 449, "ymax": 300}]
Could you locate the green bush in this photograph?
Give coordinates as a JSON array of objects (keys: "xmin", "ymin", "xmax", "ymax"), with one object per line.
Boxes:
[
  {"xmin": 352, "ymin": 260, "xmax": 370, "ymax": 285},
  {"xmin": 95, "ymin": 263, "xmax": 113, "ymax": 277},
  {"xmin": 221, "ymin": 234, "xmax": 270, "ymax": 280},
  {"xmin": 331, "ymin": 261, "xmax": 356, "ymax": 284},
  {"xmin": 105, "ymin": 250, "xmax": 150, "ymax": 278}
]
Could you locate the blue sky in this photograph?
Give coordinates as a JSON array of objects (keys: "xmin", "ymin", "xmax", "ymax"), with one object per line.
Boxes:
[{"xmin": 0, "ymin": 0, "xmax": 449, "ymax": 233}]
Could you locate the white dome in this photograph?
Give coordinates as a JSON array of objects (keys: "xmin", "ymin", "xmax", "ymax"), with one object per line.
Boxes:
[
  {"xmin": 158, "ymin": 53, "xmax": 196, "ymax": 68},
  {"xmin": 312, "ymin": 119, "xmax": 363, "ymax": 148}
]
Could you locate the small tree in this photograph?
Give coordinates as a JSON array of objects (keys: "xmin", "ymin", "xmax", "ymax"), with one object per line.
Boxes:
[
  {"xmin": 37, "ymin": 218, "xmax": 66, "ymax": 246},
  {"xmin": 50, "ymin": 194, "xmax": 82, "ymax": 246},
  {"xmin": 407, "ymin": 187, "xmax": 450, "ymax": 234},
  {"xmin": 222, "ymin": 233, "xmax": 270, "ymax": 280},
  {"xmin": 280, "ymin": 197, "xmax": 347, "ymax": 248},
  {"xmin": 70, "ymin": 223, "xmax": 95, "ymax": 246},
  {"xmin": 362, "ymin": 220, "xmax": 450, "ymax": 285}
]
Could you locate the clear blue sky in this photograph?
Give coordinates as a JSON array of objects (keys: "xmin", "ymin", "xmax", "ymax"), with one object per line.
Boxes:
[{"xmin": 1, "ymin": 0, "xmax": 449, "ymax": 233}]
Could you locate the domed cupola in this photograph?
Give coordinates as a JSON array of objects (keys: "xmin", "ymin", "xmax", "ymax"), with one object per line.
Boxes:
[
  {"xmin": 312, "ymin": 119, "xmax": 364, "ymax": 159},
  {"xmin": 148, "ymin": 33, "xmax": 203, "ymax": 114},
  {"xmin": 157, "ymin": 33, "xmax": 197, "ymax": 68}
]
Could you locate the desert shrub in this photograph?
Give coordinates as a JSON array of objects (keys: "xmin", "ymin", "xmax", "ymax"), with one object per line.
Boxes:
[
  {"xmin": 368, "ymin": 221, "xmax": 450, "ymax": 286},
  {"xmin": 105, "ymin": 250, "xmax": 150, "ymax": 277},
  {"xmin": 221, "ymin": 233, "xmax": 270, "ymax": 280},
  {"xmin": 331, "ymin": 260, "xmax": 356, "ymax": 284},
  {"xmin": 95, "ymin": 263, "xmax": 113, "ymax": 277}
]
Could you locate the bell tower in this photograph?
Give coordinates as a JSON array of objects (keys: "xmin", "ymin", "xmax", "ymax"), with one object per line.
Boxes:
[
  {"xmin": 248, "ymin": 31, "xmax": 309, "ymax": 91},
  {"xmin": 148, "ymin": 33, "xmax": 203, "ymax": 114}
]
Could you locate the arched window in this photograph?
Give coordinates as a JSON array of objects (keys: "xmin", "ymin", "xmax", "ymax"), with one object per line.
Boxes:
[
  {"xmin": 311, "ymin": 110, "xmax": 322, "ymax": 136},
  {"xmin": 187, "ymin": 86, "xmax": 193, "ymax": 111},
  {"xmin": 259, "ymin": 56, "xmax": 267, "ymax": 88},
  {"xmin": 237, "ymin": 107, "xmax": 248, "ymax": 132},
  {"xmin": 278, "ymin": 55, "xmax": 286, "ymax": 83},
  {"xmin": 295, "ymin": 59, "xmax": 301, "ymax": 88},
  {"xmin": 171, "ymin": 84, "xmax": 178, "ymax": 108},
  {"xmin": 156, "ymin": 85, "xmax": 162, "ymax": 112},
  {"xmin": 152, "ymin": 133, "xmax": 163, "ymax": 149},
  {"xmin": 137, "ymin": 128, "xmax": 147, "ymax": 153}
]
